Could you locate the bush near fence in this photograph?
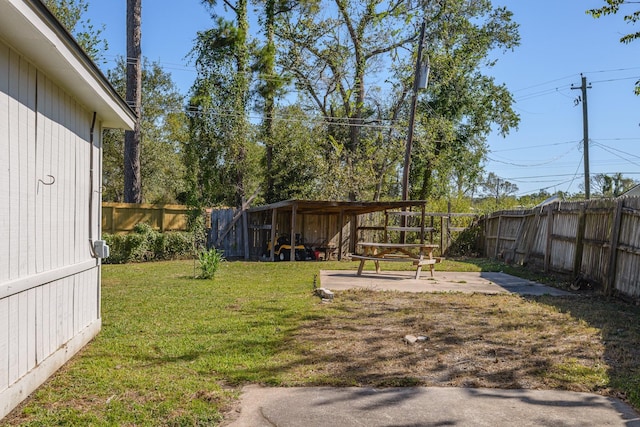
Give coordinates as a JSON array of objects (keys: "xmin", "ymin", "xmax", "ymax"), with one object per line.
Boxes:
[{"xmin": 103, "ymin": 223, "xmax": 197, "ymax": 264}]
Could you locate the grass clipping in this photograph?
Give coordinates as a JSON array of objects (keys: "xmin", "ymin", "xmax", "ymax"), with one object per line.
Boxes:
[{"xmin": 282, "ymin": 290, "xmax": 610, "ymax": 393}]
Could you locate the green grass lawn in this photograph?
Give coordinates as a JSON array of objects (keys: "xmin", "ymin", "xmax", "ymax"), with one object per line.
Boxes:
[{"xmin": 2, "ymin": 259, "xmax": 639, "ymax": 426}]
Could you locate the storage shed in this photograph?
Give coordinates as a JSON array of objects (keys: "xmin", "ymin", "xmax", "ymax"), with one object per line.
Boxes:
[{"xmin": 0, "ymin": 0, "xmax": 135, "ymax": 418}]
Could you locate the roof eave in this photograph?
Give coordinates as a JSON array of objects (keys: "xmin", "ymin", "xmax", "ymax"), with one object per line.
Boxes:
[{"xmin": 0, "ymin": 0, "xmax": 135, "ymax": 130}]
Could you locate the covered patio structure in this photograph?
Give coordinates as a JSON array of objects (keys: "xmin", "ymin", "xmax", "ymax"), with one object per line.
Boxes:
[{"xmin": 246, "ymin": 199, "xmax": 430, "ymax": 261}]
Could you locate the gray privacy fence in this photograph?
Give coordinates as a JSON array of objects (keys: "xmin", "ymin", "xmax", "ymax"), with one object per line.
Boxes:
[{"xmin": 480, "ymin": 197, "xmax": 640, "ymax": 299}]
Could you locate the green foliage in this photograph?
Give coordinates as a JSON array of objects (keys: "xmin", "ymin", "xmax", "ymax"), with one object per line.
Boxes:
[
  {"xmin": 184, "ymin": 0, "xmax": 257, "ymax": 208},
  {"xmin": 103, "ymin": 223, "xmax": 195, "ymax": 264},
  {"xmin": 43, "ymin": 0, "xmax": 108, "ymax": 62},
  {"xmin": 103, "ymin": 58, "xmax": 188, "ymax": 203},
  {"xmin": 410, "ymin": 1, "xmax": 520, "ymax": 200},
  {"xmin": 447, "ymin": 223, "xmax": 482, "ymax": 257},
  {"xmin": 591, "ymin": 173, "xmax": 637, "ymax": 197},
  {"xmin": 197, "ymin": 248, "xmax": 225, "ymax": 279}
]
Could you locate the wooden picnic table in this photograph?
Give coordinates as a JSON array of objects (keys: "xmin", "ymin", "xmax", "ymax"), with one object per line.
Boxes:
[{"xmin": 351, "ymin": 242, "xmax": 440, "ymax": 279}]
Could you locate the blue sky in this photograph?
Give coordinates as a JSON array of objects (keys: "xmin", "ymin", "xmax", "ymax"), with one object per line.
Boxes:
[{"xmin": 86, "ymin": 0, "xmax": 640, "ymax": 197}]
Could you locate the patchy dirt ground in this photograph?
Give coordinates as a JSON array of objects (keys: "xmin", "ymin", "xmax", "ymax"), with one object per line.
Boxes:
[{"xmin": 281, "ymin": 289, "xmax": 640, "ymax": 403}]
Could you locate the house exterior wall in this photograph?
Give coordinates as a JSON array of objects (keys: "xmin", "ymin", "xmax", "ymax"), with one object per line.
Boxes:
[{"xmin": 0, "ymin": 38, "xmax": 102, "ymax": 418}]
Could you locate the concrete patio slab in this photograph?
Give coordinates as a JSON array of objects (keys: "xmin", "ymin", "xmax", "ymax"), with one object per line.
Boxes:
[{"xmin": 320, "ymin": 270, "xmax": 572, "ymax": 296}]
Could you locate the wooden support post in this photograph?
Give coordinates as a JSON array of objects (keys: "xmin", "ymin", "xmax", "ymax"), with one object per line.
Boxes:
[
  {"xmin": 440, "ymin": 216, "xmax": 445, "ymax": 255},
  {"xmin": 338, "ymin": 209, "xmax": 344, "ymax": 260},
  {"xmin": 290, "ymin": 203, "xmax": 297, "ymax": 262},
  {"xmin": 606, "ymin": 198, "xmax": 623, "ymax": 296},
  {"xmin": 242, "ymin": 207, "xmax": 249, "ymax": 260},
  {"xmin": 384, "ymin": 210, "xmax": 389, "ymax": 243},
  {"xmin": 420, "ymin": 205, "xmax": 426, "ymax": 244},
  {"xmin": 269, "ymin": 208, "xmax": 277, "ymax": 261}
]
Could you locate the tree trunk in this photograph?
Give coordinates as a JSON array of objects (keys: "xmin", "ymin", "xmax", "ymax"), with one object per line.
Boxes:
[
  {"xmin": 124, "ymin": 0, "xmax": 142, "ymax": 203},
  {"xmin": 264, "ymin": 0, "xmax": 275, "ymax": 203}
]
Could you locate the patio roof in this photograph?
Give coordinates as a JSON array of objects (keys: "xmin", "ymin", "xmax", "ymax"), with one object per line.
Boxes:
[{"xmin": 247, "ymin": 199, "xmax": 428, "ymax": 216}]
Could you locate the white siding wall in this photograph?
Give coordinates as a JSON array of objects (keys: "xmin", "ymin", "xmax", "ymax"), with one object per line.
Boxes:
[{"xmin": 0, "ymin": 39, "xmax": 102, "ymax": 416}]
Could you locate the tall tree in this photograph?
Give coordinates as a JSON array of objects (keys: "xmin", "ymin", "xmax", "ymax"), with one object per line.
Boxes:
[
  {"xmin": 409, "ymin": 0, "xmax": 520, "ymax": 200},
  {"xmin": 43, "ymin": 0, "xmax": 108, "ymax": 62},
  {"xmin": 187, "ymin": 0, "xmax": 253, "ymax": 207},
  {"xmin": 591, "ymin": 173, "xmax": 637, "ymax": 197},
  {"xmin": 278, "ymin": 0, "xmax": 417, "ymax": 200},
  {"xmin": 278, "ymin": 0, "xmax": 519, "ymax": 201},
  {"xmin": 254, "ymin": 0, "xmax": 293, "ymax": 203},
  {"xmin": 103, "ymin": 58, "xmax": 188, "ymax": 203},
  {"xmin": 481, "ymin": 172, "xmax": 518, "ymax": 206},
  {"xmin": 124, "ymin": 0, "xmax": 142, "ymax": 203}
]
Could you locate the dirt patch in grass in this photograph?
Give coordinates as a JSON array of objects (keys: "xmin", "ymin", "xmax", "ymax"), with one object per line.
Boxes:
[{"xmin": 280, "ymin": 290, "xmax": 634, "ymax": 400}]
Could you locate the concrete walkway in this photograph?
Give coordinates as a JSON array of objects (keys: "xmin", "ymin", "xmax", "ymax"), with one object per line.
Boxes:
[
  {"xmin": 320, "ymin": 270, "xmax": 572, "ymax": 296},
  {"xmin": 225, "ymin": 385, "xmax": 640, "ymax": 426}
]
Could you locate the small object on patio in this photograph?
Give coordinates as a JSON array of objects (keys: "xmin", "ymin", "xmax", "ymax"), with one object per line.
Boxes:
[{"xmin": 416, "ymin": 335, "xmax": 429, "ymax": 342}]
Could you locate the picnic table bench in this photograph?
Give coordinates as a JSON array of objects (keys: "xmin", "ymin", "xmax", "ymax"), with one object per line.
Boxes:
[{"xmin": 351, "ymin": 242, "xmax": 441, "ymax": 279}]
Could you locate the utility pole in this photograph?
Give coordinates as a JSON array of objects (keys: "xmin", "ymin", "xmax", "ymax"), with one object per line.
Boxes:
[
  {"xmin": 571, "ymin": 74, "xmax": 591, "ymax": 199},
  {"xmin": 401, "ymin": 19, "xmax": 428, "ymax": 201}
]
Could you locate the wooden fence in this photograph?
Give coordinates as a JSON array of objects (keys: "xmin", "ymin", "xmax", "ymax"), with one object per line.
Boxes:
[
  {"xmin": 102, "ymin": 202, "xmax": 192, "ymax": 234},
  {"xmin": 480, "ymin": 197, "xmax": 640, "ymax": 299}
]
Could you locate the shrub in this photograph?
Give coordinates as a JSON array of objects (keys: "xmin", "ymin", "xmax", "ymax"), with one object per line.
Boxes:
[
  {"xmin": 197, "ymin": 248, "xmax": 225, "ymax": 279},
  {"xmin": 103, "ymin": 223, "xmax": 198, "ymax": 264}
]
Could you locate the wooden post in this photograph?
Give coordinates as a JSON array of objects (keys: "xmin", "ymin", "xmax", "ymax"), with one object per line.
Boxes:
[
  {"xmin": 572, "ymin": 205, "xmax": 586, "ymax": 280},
  {"xmin": 350, "ymin": 213, "xmax": 358, "ymax": 254},
  {"xmin": 420, "ymin": 204, "xmax": 426, "ymax": 244},
  {"xmin": 269, "ymin": 208, "xmax": 277, "ymax": 261},
  {"xmin": 440, "ymin": 216, "xmax": 445, "ymax": 255},
  {"xmin": 605, "ymin": 198, "xmax": 623, "ymax": 296},
  {"xmin": 110, "ymin": 205, "xmax": 116, "ymax": 234},
  {"xmin": 384, "ymin": 210, "xmax": 389, "ymax": 243},
  {"xmin": 338, "ymin": 209, "xmax": 344, "ymax": 260},
  {"xmin": 290, "ymin": 203, "xmax": 297, "ymax": 261},
  {"xmin": 495, "ymin": 215, "xmax": 502, "ymax": 259},
  {"xmin": 544, "ymin": 205, "xmax": 554, "ymax": 273},
  {"xmin": 242, "ymin": 206, "xmax": 249, "ymax": 260},
  {"xmin": 523, "ymin": 207, "xmax": 542, "ymax": 265},
  {"xmin": 160, "ymin": 206, "xmax": 165, "ymax": 232}
]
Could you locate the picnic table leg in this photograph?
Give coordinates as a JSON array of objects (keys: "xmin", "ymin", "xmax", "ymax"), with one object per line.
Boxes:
[{"xmin": 357, "ymin": 259, "xmax": 365, "ymax": 275}]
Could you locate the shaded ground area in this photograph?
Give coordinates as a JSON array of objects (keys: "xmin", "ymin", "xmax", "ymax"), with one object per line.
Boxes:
[{"xmin": 278, "ymin": 291, "xmax": 606, "ymax": 390}]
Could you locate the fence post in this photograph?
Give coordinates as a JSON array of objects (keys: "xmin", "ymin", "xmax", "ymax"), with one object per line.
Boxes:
[
  {"xmin": 544, "ymin": 204, "xmax": 554, "ymax": 273},
  {"xmin": 572, "ymin": 204, "xmax": 586, "ymax": 279},
  {"xmin": 494, "ymin": 214, "xmax": 502, "ymax": 259},
  {"xmin": 160, "ymin": 206, "xmax": 165, "ymax": 232},
  {"xmin": 605, "ymin": 198, "xmax": 623, "ymax": 296}
]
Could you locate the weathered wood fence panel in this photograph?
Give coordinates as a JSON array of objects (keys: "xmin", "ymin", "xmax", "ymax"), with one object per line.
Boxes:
[
  {"xmin": 210, "ymin": 208, "xmax": 245, "ymax": 258},
  {"xmin": 102, "ymin": 202, "xmax": 191, "ymax": 234},
  {"xmin": 481, "ymin": 197, "xmax": 640, "ymax": 299}
]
